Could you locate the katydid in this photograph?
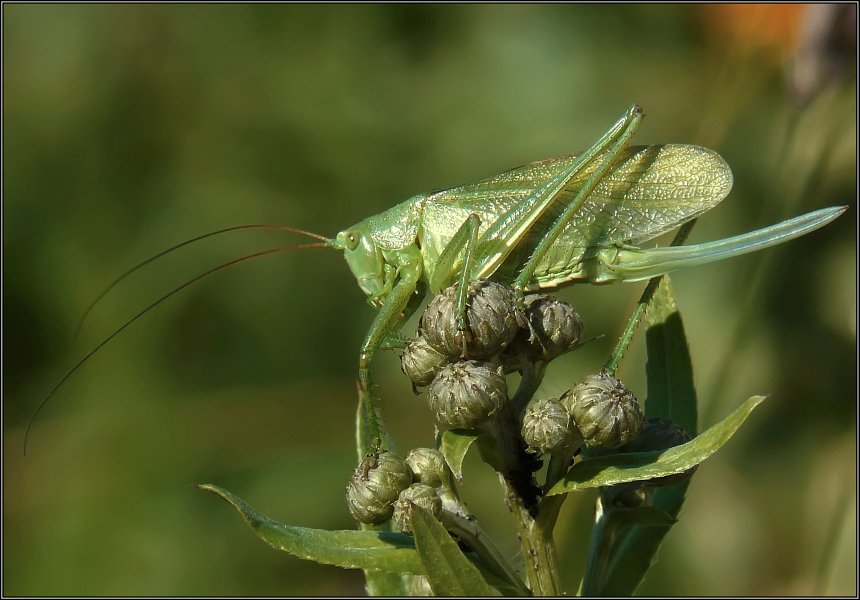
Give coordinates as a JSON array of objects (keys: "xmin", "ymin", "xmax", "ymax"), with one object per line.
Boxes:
[
  {"xmin": 27, "ymin": 104, "xmax": 846, "ymax": 454},
  {"xmin": 331, "ymin": 105, "xmax": 844, "ymax": 450}
]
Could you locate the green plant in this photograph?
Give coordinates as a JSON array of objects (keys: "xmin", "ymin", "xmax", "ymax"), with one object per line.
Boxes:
[{"xmin": 199, "ymin": 267, "xmax": 771, "ymax": 595}]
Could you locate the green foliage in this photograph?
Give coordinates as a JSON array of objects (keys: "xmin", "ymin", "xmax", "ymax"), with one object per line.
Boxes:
[
  {"xmin": 197, "ymin": 484, "xmax": 422, "ymax": 575},
  {"xmin": 410, "ymin": 505, "xmax": 500, "ymax": 596},
  {"xmin": 583, "ymin": 275, "xmax": 698, "ymax": 595},
  {"xmin": 547, "ymin": 395, "xmax": 766, "ymax": 494},
  {"xmin": 438, "ymin": 428, "xmax": 479, "ymax": 481},
  {"xmin": 200, "ymin": 273, "xmax": 770, "ymax": 596}
]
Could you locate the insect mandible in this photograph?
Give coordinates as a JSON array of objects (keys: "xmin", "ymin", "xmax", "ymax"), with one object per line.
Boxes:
[{"xmin": 28, "ymin": 104, "xmax": 846, "ymax": 454}]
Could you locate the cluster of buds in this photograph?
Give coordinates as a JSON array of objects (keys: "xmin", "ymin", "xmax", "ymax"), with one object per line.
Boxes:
[
  {"xmin": 351, "ymin": 279, "xmax": 659, "ymax": 525},
  {"xmin": 401, "ymin": 280, "xmax": 587, "ymax": 432},
  {"xmin": 400, "ymin": 279, "xmax": 646, "ymax": 454},
  {"xmin": 521, "ymin": 371, "xmax": 644, "ymax": 455},
  {"xmin": 346, "ymin": 447, "xmax": 449, "ymax": 534}
]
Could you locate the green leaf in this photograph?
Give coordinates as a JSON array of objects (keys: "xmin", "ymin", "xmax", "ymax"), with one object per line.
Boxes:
[
  {"xmin": 410, "ymin": 505, "xmax": 500, "ymax": 596},
  {"xmin": 604, "ymin": 505, "xmax": 677, "ymax": 527},
  {"xmin": 198, "ymin": 484, "xmax": 423, "ymax": 575},
  {"xmin": 584, "ymin": 275, "xmax": 699, "ymax": 596},
  {"xmin": 644, "ymin": 276, "xmax": 698, "ymax": 434},
  {"xmin": 439, "ymin": 428, "xmax": 479, "ymax": 481},
  {"xmin": 547, "ymin": 395, "xmax": 767, "ymax": 494},
  {"xmin": 361, "ymin": 521, "xmax": 411, "ymax": 597}
]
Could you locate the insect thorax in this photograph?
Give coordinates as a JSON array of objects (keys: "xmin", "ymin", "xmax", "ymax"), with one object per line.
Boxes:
[{"xmin": 363, "ymin": 194, "xmax": 426, "ymax": 251}]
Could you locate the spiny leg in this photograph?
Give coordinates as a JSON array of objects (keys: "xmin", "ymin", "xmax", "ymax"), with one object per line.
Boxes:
[
  {"xmin": 468, "ymin": 105, "xmax": 646, "ymax": 286},
  {"xmin": 423, "ymin": 107, "xmax": 645, "ymax": 355},
  {"xmin": 512, "ymin": 106, "xmax": 643, "ymax": 295},
  {"xmin": 380, "ymin": 281, "xmax": 427, "ymax": 350},
  {"xmin": 358, "ymin": 271, "xmax": 421, "ymax": 454}
]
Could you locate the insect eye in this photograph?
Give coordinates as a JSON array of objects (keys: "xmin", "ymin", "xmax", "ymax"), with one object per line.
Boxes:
[{"xmin": 346, "ymin": 232, "xmax": 359, "ymax": 250}]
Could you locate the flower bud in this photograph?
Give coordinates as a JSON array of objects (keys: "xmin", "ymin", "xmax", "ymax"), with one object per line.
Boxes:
[
  {"xmin": 622, "ymin": 417, "xmax": 696, "ymax": 486},
  {"xmin": 420, "ymin": 280, "xmax": 520, "ymax": 359},
  {"xmin": 406, "ymin": 447, "xmax": 449, "ymax": 488},
  {"xmin": 560, "ymin": 372, "xmax": 643, "ymax": 449},
  {"xmin": 521, "ymin": 396, "xmax": 583, "ymax": 454},
  {"xmin": 346, "ymin": 452, "xmax": 413, "ymax": 525},
  {"xmin": 426, "ymin": 360, "xmax": 507, "ymax": 430},
  {"xmin": 393, "ymin": 483, "xmax": 443, "ymax": 534},
  {"xmin": 521, "ymin": 294, "xmax": 584, "ymax": 361},
  {"xmin": 401, "ymin": 335, "xmax": 450, "ymax": 389}
]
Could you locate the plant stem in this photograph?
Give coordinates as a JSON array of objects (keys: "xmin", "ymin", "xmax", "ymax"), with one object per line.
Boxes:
[
  {"xmin": 604, "ymin": 219, "xmax": 697, "ymax": 375},
  {"xmin": 481, "ymin": 365, "xmax": 564, "ymax": 596},
  {"xmin": 502, "ymin": 475, "xmax": 563, "ymax": 595}
]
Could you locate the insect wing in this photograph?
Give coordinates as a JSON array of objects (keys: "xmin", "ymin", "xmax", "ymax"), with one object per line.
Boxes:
[{"xmin": 423, "ymin": 145, "xmax": 732, "ymax": 287}]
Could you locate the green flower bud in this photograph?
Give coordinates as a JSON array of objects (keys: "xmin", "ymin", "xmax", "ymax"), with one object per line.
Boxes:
[
  {"xmin": 521, "ymin": 294, "xmax": 584, "ymax": 361},
  {"xmin": 560, "ymin": 372, "xmax": 644, "ymax": 449},
  {"xmin": 420, "ymin": 280, "xmax": 520, "ymax": 359},
  {"xmin": 346, "ymin": 452, "xmax": 413, "ymax": 525},
  {"xmin": 406, "ymin": 447, "xmax": 449, "ymax": 488},
  {"xmin": 520, "ymin": 396, "xmax": 583, "ymax": 454},
  {"xmin": 393, "ymin": 483, "xmax": 443, "ymax": 534},
  {"xmin": 426, "ymin": 360, "xmax": 507, "ymax": 430},
  {"xmin": 401, "ymin": 335, "xmax": 451, "ymax": 389},
  {"xmin": 622, "ymin": 417, "xmax": 696, "ymax": 486}
]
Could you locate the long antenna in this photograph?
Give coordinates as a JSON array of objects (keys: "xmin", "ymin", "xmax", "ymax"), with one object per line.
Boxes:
[
  {"xmin": 74, "ymin": 224, "xmax": 331, "ymax": 340},
  {"xmin": 25, "ymin": 241, "xmax": 331, "ymax": 455}
]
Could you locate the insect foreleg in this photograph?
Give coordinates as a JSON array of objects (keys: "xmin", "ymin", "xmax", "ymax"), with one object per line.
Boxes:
[
  {"xmin": 512, "ymin": 105, "xmax": 643, "ymax": 294},
  {"xmin": 358, "ymin": 263, "xmax": 421, "ymax": 452}
]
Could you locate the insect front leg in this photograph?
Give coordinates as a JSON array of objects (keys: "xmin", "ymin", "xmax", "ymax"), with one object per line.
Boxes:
[{"xmin": 358, "ymin": 262, "xmax": 422, "ymax": 453}]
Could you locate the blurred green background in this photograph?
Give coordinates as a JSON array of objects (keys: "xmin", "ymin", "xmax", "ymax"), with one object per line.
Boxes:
[{"xmin": 4, "ymin": 4, "xmax": 855, "ymax": 596}]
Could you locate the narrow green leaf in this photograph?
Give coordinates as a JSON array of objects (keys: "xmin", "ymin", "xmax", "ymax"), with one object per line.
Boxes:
[
  {"xmin": 582, "ymin": 471, "xmax": 693, "ymax": 592},
  {"xmin": 361, "ymin": 521, "xmax": 411, "ymax": 597},
  {"xmin": 198, "ymin": 484, "xmax": 423, "ymax": 575},
  {"xmin": 547, "ymin": 395, "xmax": 766, "ymax": 494},
  {"xmin": 585, "ymin": 276, "xmax": 699, "ymax": 595},
  {"xmin": 410, "ymin": 505, "xmax": 500, "ymax": 596},
  {"xmin": 597, "ymin": 481, "xmax": 691, "ymax": 596},
  {"xmin": 605, "ymin": 505, "xmax": 677, "ymax": 527},
  {"xmin": 644, "ymin": 276, "xmax": 697, "ymax": 434},
  {"xmin": 585, "ymin": 275, "xmax": 699, "ymax": 596},
  {"xmin": 439, "ymin": 428, "xmax": 479, "ymax": 481}
]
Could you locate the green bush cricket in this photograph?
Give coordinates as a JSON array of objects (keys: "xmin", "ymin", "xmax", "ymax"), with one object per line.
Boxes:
[
  {"xmin": 27, "ymin": 104, "xmax": 845, "ymax": 454},
  {"xmin": 329, "ymin": 104, "xmax": 844, "ymax": 452}
]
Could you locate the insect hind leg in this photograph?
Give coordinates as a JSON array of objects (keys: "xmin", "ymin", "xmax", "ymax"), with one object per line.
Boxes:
[{"xmin": 512, "ymin": 105, "xmax": 644, "ymax": 295}]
